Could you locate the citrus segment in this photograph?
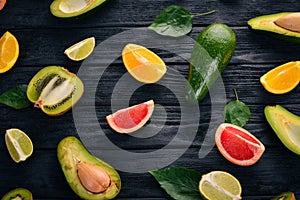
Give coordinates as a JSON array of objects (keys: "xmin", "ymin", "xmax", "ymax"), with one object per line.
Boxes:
[
  {"xmin": 199, "ymin": 171, "xmax": 242, "ymax": 200},
  {"xmin": 106, "ymin": 100, "xmax": 154, "ymax": 134},
  {"xmin": 5, "ymin": 128, "xmax": 33, "ymax": 163},
  {"xmin": 260, "ymin": 61, "xmax": 300, "ymax": 94},
  {"xmin": 0, "ymin": 0, "xmax": 6, "ymax": 10},
  {"xmin": 0, "ymin": 31, "xmax": 19, "ymax": 73},
  {"xmin": 122, "ymin": 43, "xmax": 166, "ymax": 83},
  {"xmin": 215, "ymin": 123, "xmax": 265, "ymax": 166},
  {"xmin": 64, "ymin": 37, "xmax": 95, "ymax": 61}
]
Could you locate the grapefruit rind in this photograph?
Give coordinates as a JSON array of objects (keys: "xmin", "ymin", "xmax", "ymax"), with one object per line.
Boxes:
[
  {"xmin": 215, "ymin": 123, "xmax": 265, "ymax": 166},
  {"xmin": 106, "ymin": 100, "xmax": 154, "ymax": 134}
]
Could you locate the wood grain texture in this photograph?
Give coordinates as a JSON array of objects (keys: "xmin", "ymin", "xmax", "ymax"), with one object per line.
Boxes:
[{"xmin": 0, "ymin": 0, "xmax": 299, "ymax": 199}]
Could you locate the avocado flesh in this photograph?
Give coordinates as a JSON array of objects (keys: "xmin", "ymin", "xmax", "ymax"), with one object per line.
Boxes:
[
  {"xmin": 248, "ymin": 12, "xmax": 300, "ymax": 41},
  {"xmin": 50, "ymin": 0, "xmax": 106, "ymax": 18},
  {"xmin": 265, "ymin": 105, "xmax": 300, "ymax": 155},
  {"xmin": 57, "ymin": 136, "xmax": 121, "ymax": 200}
]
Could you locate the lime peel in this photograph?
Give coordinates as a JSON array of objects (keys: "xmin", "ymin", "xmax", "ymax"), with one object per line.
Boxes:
[{"xmin": 5, "ymin": 128, "xmax": 33, "ymax": 163}]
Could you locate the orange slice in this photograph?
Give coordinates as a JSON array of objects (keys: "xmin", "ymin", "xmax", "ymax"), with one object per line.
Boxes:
[
  {"xmin": 215, "ymin": 123, "xmax": 265, "ymax": 166},
  {"xmin": 0, "ymin": 0, "xmax": 6, "ymax": 10},
  {"xmin": 0, "ymin": 31, "xmax": 19, "ymax": 73},
  {"xmin": 122, "ymin": 43, "xmax": 166, "ymax": 83},
  {"xmin": 106, "ymin": 100, "xmax": 154, "ymax": 134},
  {"xmin": 260, "ymin": 61, "xmax": 300, "ymax": 94}
]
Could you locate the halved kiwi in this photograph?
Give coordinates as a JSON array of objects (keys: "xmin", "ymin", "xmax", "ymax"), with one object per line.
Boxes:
[
  {"xmin": 1, "ymin": 188, "xmax": 33, "ymax": 200},
  {"xmin": 27, "ymin": 66, "xmax": 84, "ymax": 116}
]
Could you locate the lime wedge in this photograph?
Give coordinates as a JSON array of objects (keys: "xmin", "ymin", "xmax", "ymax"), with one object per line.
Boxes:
[
  {"xmin": 5, "ymin": 128, "xmax": 33, "ymax": 163},
  {"xmin": 64, "ymin": 37, "xmax": 95, "ymax": 61},
  {"xmin": 199, "ymin": 171, "xmax": 242, "ymax": 200}
]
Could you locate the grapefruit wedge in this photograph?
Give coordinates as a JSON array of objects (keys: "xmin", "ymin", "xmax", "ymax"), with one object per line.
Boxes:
[
  {"xmin": 106, "ymin": 100, "xmax": 154, "ymax": 134},
  {"xmin": 215, "ymin": 123, "xmax": 265, "ymax": 166}
]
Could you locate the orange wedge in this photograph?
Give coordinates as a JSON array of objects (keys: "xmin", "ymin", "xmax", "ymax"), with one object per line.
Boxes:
[
  {"xmin": 0, "ymin": 31, "xmax": 19, "ymax": 73},
  {"xmin": 260, "ymin": 61, "xmax": 300, "ymax": 94},
  {"xmin": 122, "ymin": 43, "xmax": 166, "ymax": 84},
  {"xmin": 0, "ymin": 0, "xmax": 6, "ymax": 10}
]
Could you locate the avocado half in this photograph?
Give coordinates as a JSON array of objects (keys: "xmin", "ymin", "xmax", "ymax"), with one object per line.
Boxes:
[
  {"xmin": 248, "ymin": 12, "xmax": 300, "ymax": 42},
  {"xmin": 57, "ymin": 136, "xmax": 121, "ymax": 200},
  {"xmin": 265, "ymin": 105, "xmax": 300, "ymax": 155},
  {"xmin": 50, "ymin": 0, "xmax": 106, "ymax": 18}
]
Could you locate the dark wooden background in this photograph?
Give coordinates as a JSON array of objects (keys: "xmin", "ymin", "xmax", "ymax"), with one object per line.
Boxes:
[{"xmin": 0, "ymin": 0, "xmax": 300, "ymax": 199}]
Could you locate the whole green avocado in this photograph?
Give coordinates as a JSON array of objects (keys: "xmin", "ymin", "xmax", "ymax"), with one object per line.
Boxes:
[
  {"xmin": 50, "ymin": 0, "xmax": 106, "ymax": 18},
  {"xmin": 248, "ymin": 12, "xmax": 300, "ymax": 42},
  {"xmin": 57, "ymin": 136, "xmax": 121, "ymax": 200},
  {"xmin": 186, "ymin": 23, "xmax": 236, "ymax": 102}
]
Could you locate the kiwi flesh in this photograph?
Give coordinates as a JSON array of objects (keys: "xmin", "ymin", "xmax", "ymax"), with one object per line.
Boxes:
[
  {"xmin": 27, "ymin": 66, "xmax": 84, "ymax": 116},
  {"xmin": 1, "ymin": 188, "xmax": 33, "ymax": 200}
]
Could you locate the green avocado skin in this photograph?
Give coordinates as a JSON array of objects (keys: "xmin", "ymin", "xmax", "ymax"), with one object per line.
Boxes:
[
  {"xmin": 57, "ymin": 136, "xmax": 121, "ymax": 200},
  {"xmin": 187, "ymin": 23, "xmax": 236, "ymax": 102},
  {"xmin": 50, "ymin": 0, "xmax": 106, "ymax": 18},
  {"xmin": 248, "ymin": 12, "xmax": 300, "ymax": 42},
  {"xmin": 271, "ymin": 191, "xmax": 296, "ymax": 200}
]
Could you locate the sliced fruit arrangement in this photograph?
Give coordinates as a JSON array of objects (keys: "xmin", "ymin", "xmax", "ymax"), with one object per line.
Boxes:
[
  {"xmin": 265, "ymin": 105, "xmax": 300, "ymax": 155},
  {"xmin": 272, "ymin": 191, "xmax": 296, "ymax": 200},
  {"xmin": 260, "ymin": 61, "xmax": 300, "ymax": 94},
  {"xmin": 199, "ymin": 171, "xmax": 242, "ymax": 200},
  {"xmin": 57, "ymin": 136, "xmax": 121, "ymax": 200},
  {"xmin": 215, "ymin": 123, "xmax": 265, "ymax": 166},
  {"xmin": 26, "ymin": 66, "xmax": 84, "ymax": 116},
  {"xmin": 0, "ymin": 0, "xmax": 6, "ymax": 11},
  {"xmin": 248, "ymin": 12, "xmax": 300, "ymax": 41},
  {"xmin": 186, "ymin": 23, "xmax": 236, "ymax": 102},
  {"xmin": 106, "ymin": 100, "xmax": 154, "ymax": 134},
  {"xmin": 50, "ymin": 0, "xmax": 106, "ymax": 18},
  {"xmin": 122, "ymin": 44, "xmax": 167, "ymax": 84},
  {"xmin": 1, "ymin": 188, "xmax": 33, "ymax": 200},
  {"xmin": 0, "ymin": 31, "xmax": 19, "ymax": 73},
  {"xmin": 64, "ymin": 37, "xmax": 95, "ymax": 61},
  {"xmin": 5, "ymin": 128, "xmax": 33, "ymax": 163}
]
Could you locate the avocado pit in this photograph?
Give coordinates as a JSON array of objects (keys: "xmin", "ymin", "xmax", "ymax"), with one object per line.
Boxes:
[
  {"xmin": 274, "ymin": 13, "xmax": 300, "ymax": 33},
  {"xmin": 77, "ymin": 161, "xmax": 111, "ymax": 193}
]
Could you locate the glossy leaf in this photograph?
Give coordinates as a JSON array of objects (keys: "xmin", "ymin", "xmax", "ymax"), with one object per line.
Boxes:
[
  {"xmin": 149, "ymin": 5, "xmax": 192, "ymax": 37},
  {"xmin": 149, "ymin": 166, "xmax": 202, "ymax": 200},
  {"xmin": 0, "ymin": 85, "xmax": 31, "ymax": 109},
  {"xmin": 223, "ymin": 90, "xmax": 250, "ymax": 127}
]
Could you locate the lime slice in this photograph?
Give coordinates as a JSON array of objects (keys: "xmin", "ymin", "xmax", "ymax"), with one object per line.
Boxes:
[
  {"xmin": 5, "ymin": 128, "xmax": 33, "ymax": 163},
  {"xmin": 64, "ymin": 37, "xmax": 95, "ymax": 61},
  {"xmin": 199, "ymin": 171, "xmax": 242, "ymax": 200}
]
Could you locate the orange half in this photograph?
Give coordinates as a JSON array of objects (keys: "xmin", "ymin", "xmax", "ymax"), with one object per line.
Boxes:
[
  {"xmin": 260, "ymin": 61, "xmax": 300, "ymax": 94},
  {"xmin": 0, "ymin": 31, "xmax": 19, "ymax": 73},
  {"xmin": 122, "ymin": 43, "xmax": 166, "ymax": 84}
]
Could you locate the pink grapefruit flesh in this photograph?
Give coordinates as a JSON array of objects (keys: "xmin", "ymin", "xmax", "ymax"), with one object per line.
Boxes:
[
  {"xmin": 106, "ymin": 100, "xmax": 154, "ymax": 134},
  {"xmin": 215, "ymin": 123, "xmax": 265, "ymax": 166}
]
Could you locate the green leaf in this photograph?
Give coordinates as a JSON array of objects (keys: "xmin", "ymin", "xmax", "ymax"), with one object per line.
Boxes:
[
  {"xmin": 0, "ymin": 85, "xmax": 31, "ymax": 109},
  {"xmin": 223, "ymin": 89, "xmax": 250, "ymax": 127},
  {"xmin": 149, "ymin": 5, "xmax": 215, "ymax": 37},
  {"xmin": 149, "ymin": 5, "xmax": 192, "ymax": 37},
  {"xmin": 149, "ymin": 166, "xmax": 203, "ymax": 200}
]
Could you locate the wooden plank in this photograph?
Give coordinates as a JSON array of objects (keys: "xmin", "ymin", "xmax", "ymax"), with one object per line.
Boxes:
[
  {"xmin": 1, "ymin": 0, "xmax": 300, "ymax": 28},
  {"xmin": 0, "ymin": 148, "xmax": 299, "ymax": 199},
  {"xmin": 0, "ymin": 27, "xmax": 299, "ymax": 67},
  {"xmin": 0, "ymin": 102, "xmax": 298, "ymax": 149}
]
